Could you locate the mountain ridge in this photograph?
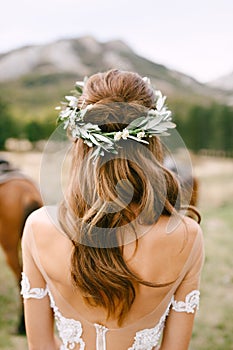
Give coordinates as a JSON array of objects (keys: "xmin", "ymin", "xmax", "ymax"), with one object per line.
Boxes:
[
  {"xmin": 208, "ymin": 71, "xmax": 233, "ymax": 91},
  {"xmin": 0, "ymin": 36, "xmax": 232, "ymax": 107}
]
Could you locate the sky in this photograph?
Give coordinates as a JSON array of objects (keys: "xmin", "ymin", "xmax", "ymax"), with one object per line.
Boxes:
[{"xmin": 1, "ymin": 0, "xmax": 233, "ymax": 83}]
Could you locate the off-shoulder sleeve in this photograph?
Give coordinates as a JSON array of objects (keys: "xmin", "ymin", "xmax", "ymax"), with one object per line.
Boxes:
[{"xmin": 172, "ymin": 226, "xmax": 205, "ymax": 310}]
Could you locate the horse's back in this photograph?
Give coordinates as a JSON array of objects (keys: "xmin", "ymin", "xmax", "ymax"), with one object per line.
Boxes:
[{"xmin": 0, "ymin": 177, "xmax": 42, "ymax": 223}]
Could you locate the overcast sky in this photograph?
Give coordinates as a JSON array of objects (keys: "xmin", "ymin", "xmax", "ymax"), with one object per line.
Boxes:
[{"xmin": 1, "ymin": 0, "xmax": 233, "ymax": 83}]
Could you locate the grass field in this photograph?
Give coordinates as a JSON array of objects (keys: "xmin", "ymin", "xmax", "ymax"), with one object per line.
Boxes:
[{"xmin": 0, "ymin": 151, "xmax": 232, "ymax": 350}]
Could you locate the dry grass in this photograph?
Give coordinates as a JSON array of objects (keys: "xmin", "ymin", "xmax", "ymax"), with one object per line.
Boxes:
[
  {"xmin": 190, "ymin": 156, "xmax": 233, "ymax": 350},
  {"xmin": 0, "ymin": 151, "xmax": 232, "ymax": 349}
]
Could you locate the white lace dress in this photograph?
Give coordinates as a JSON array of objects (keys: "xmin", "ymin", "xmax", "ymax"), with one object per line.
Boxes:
[
  {"xmin": 21, "ymin": 207, "xmax": 204, "ymax": 350},
  {"xmin": 21, "ymin": 272, "xmax": 200, "ymax": 350}
]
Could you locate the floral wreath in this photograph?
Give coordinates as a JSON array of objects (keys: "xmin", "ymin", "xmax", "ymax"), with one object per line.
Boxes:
[{"xmin": 56, "ymin": 77, "xmax": 176, "ymax": 160}]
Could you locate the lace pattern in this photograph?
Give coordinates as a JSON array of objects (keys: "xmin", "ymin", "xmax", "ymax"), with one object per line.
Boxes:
[
  {"xmin": 20, "ymin": 273, "xmax": 200, "ymax": 350},
  {"xmin": 128, "ymin": 300, "xmax": 171, "ymax": 350},
  {"xmin": 94, "ymin": 323, "xmax": 108, "ymax": 350},
  {"xmin": 48, "ymin": 290, "xmax": 85, "ymax": 350},
  {"xmin": 21, "ymin": 272, "xmax": 48, "ymax": 299},
  {"xmin": 171, "ymin": 290, "xmax": 200, "ymax": 314}
]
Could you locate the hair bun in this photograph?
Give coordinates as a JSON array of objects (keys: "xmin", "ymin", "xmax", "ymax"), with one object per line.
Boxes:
[
  {"xmin": 78, "ymin": 69, "xmax": 155, "ymax": 132},
  {"xmin": 81, "ymin": 69, "xmax": 154, "ymax": 107},
  {"xmin": 83, "ymin": 101, "xmax": 147, "ymax": 132}
]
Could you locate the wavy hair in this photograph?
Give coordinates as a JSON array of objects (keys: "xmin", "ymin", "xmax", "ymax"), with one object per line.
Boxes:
[{"xmin": 59, "ymin": 69, "xmax": 200, "ymax": 325}]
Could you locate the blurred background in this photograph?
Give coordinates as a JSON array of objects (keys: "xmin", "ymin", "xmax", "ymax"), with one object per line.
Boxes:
[{"xmin": 0, "ymin": 0, "xmax": 232, "ymax": 349}]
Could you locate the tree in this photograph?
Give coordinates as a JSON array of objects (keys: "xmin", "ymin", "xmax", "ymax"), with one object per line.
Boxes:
[
  {"xmin": 0, "ymin": 98, "xmax": 18, "ymax": 149},
  {"xmin": 25, "ymin": 118, "xmax": 56, "ymax": 142}
]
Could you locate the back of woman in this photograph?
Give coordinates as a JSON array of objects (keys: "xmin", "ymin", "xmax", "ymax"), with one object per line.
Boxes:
[{"xmin": 21, "ymin": 69, "xmax": 204, "ymax": 350}]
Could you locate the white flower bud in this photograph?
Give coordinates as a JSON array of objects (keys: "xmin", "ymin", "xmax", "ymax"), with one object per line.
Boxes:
[
  {"xmin": 142, "ymin": 77, "xmax": 151, "ymax": 85},
  {"xmin": 122, "ymin": 129, "xmax": 130, "ymax": 139},
  {"xmin": 137, "ymin": 131, "xmax": 145, "ymax": 139},
  {"xmin": 114, "ymin": 131, "xmax": 122, "ymax": 141},
  {"xmin": 85, "ymin": 104, "xmax": 93, "ymax": 111},
  {"xmin": 75, "ymin": 81, "xmax": 85, "ymax": 87}
]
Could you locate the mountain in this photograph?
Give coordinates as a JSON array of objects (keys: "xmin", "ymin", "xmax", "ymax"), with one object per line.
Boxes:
[
  {"xmin": 0, "ymin": 36, "xmax": 222, "ymax": 95},
  {"xmin": 0, "ymin": 36, "xmax": 231, "ymax": 121},
  {"xmin": 207, "ymin": 72, "xmax": 233, "ymax": 106},
  {"xmin": 208, "ymin": 71, "xmax": 233, "ymax": 91},
  {"xmin": 0, "ymin": 36, "xmax": 135, "ymax": 82}
]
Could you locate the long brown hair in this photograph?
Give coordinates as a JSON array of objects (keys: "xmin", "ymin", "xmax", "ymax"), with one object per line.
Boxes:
[{"xmin": 59, "ymin": 69, "xmax": 197, "ymax": 324}]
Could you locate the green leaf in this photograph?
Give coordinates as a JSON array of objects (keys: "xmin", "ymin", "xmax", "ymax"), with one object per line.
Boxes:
[
  {"xmin": 127, "ymin": 135, "xmax": 149, "ymax": 144},
  {"xmin": 75, "ymin": 85, "xmax": 83, "ymax": 94},
  {"xmin": 89, "ymin": 134, "xmax": 101, "ymax": 146},
  {"xmin": 111, "ymin": 149, "xmax": 119, "ymax": 154},
  {"xmin": 92, "ymin": 133, "xmax": 114, "ymax": 144},
  {"xmin": 150, "ymin": 121, "xmax": 176, "ymax": 130},
  {"xmin": 79, "ymin": 129, "xmax": 90, "ymax": 138},
  {"xmin": 145, "ymin": 116, "xmax": 164, "ymax": 129},
  {"xmin": 161, "ymin": 121, "xmax": 176, "ymax": 129},
  {"xmin": 84, "ymin": 123, "xmax": 100, "ymax": 131},
  {"xmin": 127, "ymin": 117, "xmax": 148, "ymax": 130},
  {"xmin": 84, "ymin": 140, "xmax": 93, "ymax": 147},
  {"xmin": 90, "ymin": 147, "xmax": 101, "ymax": 161}
]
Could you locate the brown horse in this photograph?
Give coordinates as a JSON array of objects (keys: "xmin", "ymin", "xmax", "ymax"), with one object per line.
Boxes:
[{"xmin": 0, "ymin": 159, "xmax": 43, "ymax": 334}]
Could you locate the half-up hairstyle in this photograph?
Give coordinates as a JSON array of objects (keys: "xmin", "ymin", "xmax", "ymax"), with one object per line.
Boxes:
[{"xmin": 59, "ymin": 69, "xmax": 199, "ymax": 325}]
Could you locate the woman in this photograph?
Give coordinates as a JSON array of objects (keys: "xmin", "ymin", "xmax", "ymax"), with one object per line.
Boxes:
[{"xmin": 21, "ymin": 69, "xmax": 204, "ymax": 350}]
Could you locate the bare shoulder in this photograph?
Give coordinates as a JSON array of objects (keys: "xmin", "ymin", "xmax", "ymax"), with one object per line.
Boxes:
[
  {"xmin": 181, "ymin": 216, "xmax": 203, "ymax": 245},
  {"xmin": 182, "ymin": 215, "xmax": 202, "ymax": 234},
  {"xmin": 150, "ymin": 215, "xmax": 203, "ymax": 263},
  {"xmin": 26, "ymin": 206, "xmax": 58, "ymax": 227},
  {"xmin": 155, "ymin": 215, "xmax": 202, "ymax": 244},
  {"xmin": 24, "ymin": 206, "xmax": 63, "ymax": 242},
  {"xmin": 139, "ymin": 215, "xmax": 202, "ymax": 253},
  {"xmin": 169, "ymin": 216, "xmax": 204, "ymax": 262},
  {"xmin": 128, "ymin": 216, "xmax": 203, "ymax": 284}
]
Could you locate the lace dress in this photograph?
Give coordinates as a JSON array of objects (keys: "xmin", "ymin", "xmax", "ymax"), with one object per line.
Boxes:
[{"xmin": 21, "ymin": 207, "xmax": 204, "ymax": 350}]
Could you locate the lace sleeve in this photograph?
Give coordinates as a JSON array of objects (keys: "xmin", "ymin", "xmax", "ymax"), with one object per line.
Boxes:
[
  {"xmin": 171, "ymin": 290, "xmax": 200, "ymax": 314},
  {"xmin": 21, "ymin": 272, "xmax": 48, "ymax": 299}
]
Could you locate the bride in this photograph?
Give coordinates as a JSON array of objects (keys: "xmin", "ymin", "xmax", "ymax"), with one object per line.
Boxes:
[{"xmin": 21, "ymin": 69, "xmax": 204, "ymax": 350}]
